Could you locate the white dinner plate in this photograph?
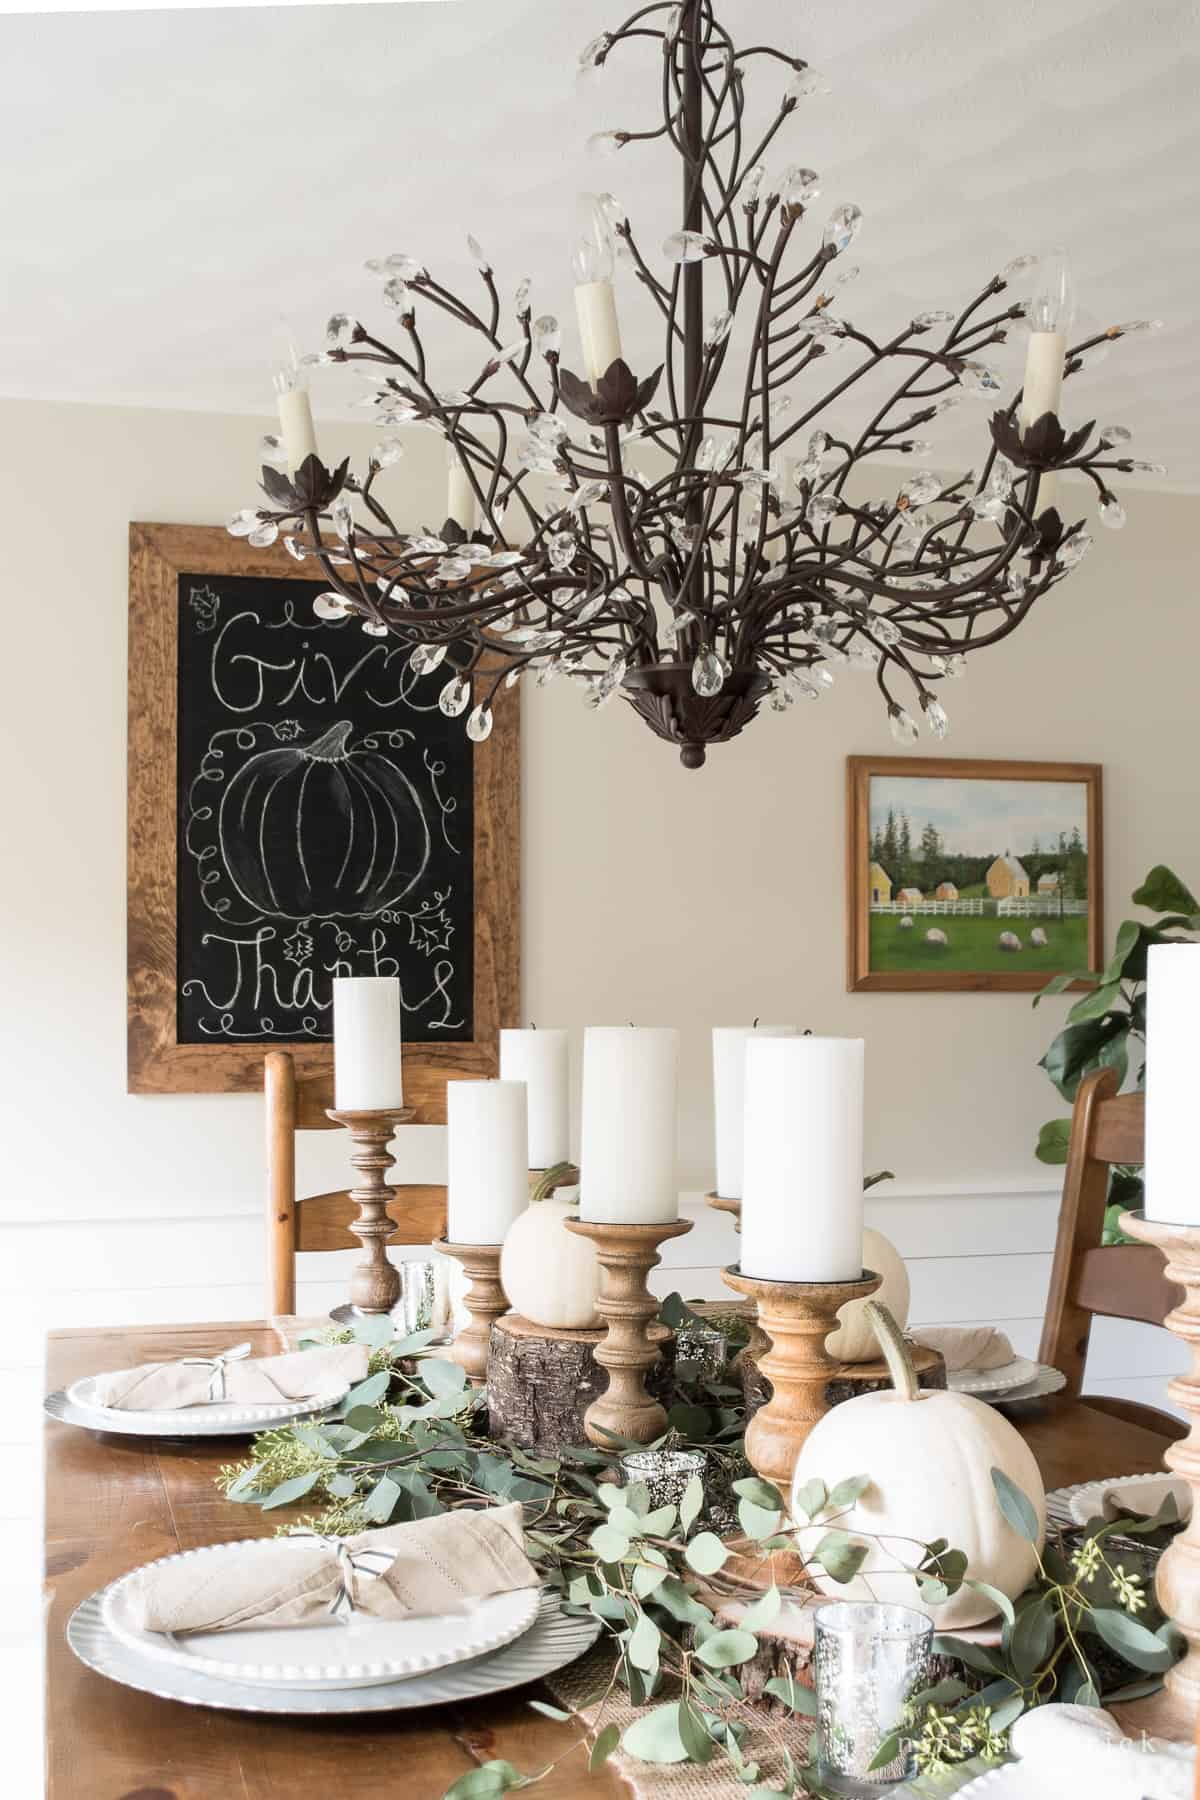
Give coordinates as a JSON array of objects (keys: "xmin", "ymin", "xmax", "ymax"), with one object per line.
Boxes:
[
  {"xmin": 1066, "ymin": 1470, "xmax": 1191, "ymax": 1531},
  {"xmin": 952, "ymin": 1766, "xmax": 1021, "ymax": 1797},
  {"xmin": 947, "ymin": 1357, "xmax": 1039, "ymax": 1396},
  {"xmin": 101, "ymin": 1539, "xmax": 541, "ymax": 1689},
  {"xmin": 987, "ymin": 1364, "xmax": 1066, "ymax": 1406},
  {"xmin": 70, "ymin": 1584, "xmax": 600, "ymax": 1716},
  {"xmin": 56, "ymin": 1376, "xmax": 350, "ymax": 1438}
]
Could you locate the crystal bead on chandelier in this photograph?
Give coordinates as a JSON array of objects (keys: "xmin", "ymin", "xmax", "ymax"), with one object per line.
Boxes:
[{"xmin": 231, "ymin": 0, "xmax": 1164, "ymax": 768}]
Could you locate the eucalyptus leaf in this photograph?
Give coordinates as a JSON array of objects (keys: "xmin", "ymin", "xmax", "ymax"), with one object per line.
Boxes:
[
  {"xmin": 363, "ymin": 1473, "xmax": 402, "ymax": 1523},
  {"xmin": 991, "ymin": 1468, "xmax": 1041, "ymax": 1543},
  {"xmin": 763, "ymin": 1673, "xmax": 817, "ymax": 1716},
  {"xmin": 441, "ymin": 1760, "xmax": 523, "ymax": 1797},
  {"xmin": 677, "ymin": 1697, "xmax": 716, "ymax": 1765},
  {"xmin": 697, "ymin": 1629, "xmax": 758, "ymax": 1669},
  {"xmin": 679, "ymin": 1475, "xmax": 705, "ymax": 1535},
  {"xmin": 420, "ymin": 1357, "xmax": 470, "ymax": 1399},
  {"xmin": 739, "ymin": 1584, "xmax": 781, "ymax": 1632},
  {"xmin": 738, "ymin": 1498, "xmax": 782, "ymax": 1541},
  {"xmin": 684, "ymin": 1532, "xmax": 729, "ymax": 1576},
  {"xmin": 621, "ymin": 1702, "xmax": 690, "ymax": 1765},
  {"xmin": 628, "ymin": 1610, "xmax": 662, "ymax": 1672},
  {"xmin": 732, "ymin": 1475, "xmax": 785, "ymax": 1511},
  {"xmin": 1088, "ymin": 1606, "xmax": 1175, "ymax": 1672},
  {"xmin": 633, "ymin": 1548, "xmax": 669, "ymax": 1599},
  {"xmin": 351, "ymin": 1313, "xmax": 398, "ymax": 1349},
  {"xmin": 528, "ymin": 1700, "xmax": 572, "ymax": 1722},
  {"xmin": 341, "ymin": 1370, "xmax": 391, "ymax": 1410},
  {"xmin": 261, "ymin": 1470, "xmax": 321, "ymax": 1510},
  {"xmin": 963, "ymin": 1579, "xmax": 1016, "ymax": 1626},
  {"xmin": 590, "ymin": 1523, "xmax": 631, "ymax": 1563},
  {"xmin": 654, "ymin": 1576, "xmax": 714, "ymax": 1626},
  {"xmin": 791, "ymin": 1478, "xmax": 827, "ymax": 1521},
  {"xmin": 589, "ymin": 1723, "xmax": 620, "ymax": 1771},
  {"xmin": 641, "ymin": 1504, "xmax": 677, "ymax": 1536},
  {"xmin": 828, "ymin": 1473, "xmax": 871, "ymax": 1509},
  {"xmin": 812, "ymin": 1530, "xmax": 868, "ymax": 1584}
]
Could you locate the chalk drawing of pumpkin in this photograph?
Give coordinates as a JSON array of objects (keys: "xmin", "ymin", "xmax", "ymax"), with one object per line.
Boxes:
[{"xmin": 218, "ymin": 720, "xmax": 431, "ymax": 920}]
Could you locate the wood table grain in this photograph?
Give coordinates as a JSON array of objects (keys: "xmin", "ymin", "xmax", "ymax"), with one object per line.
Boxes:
[{"xmin": 44, "ymin": 1321, "xmax": 1180, "ymax": 1799}]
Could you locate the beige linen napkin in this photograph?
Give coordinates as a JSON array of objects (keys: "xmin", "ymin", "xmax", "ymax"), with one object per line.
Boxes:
[
  {"xmin": 910, "ymin": 1325, "xmax": 1015, "ymax": 1373},
  {"xmin": 1009, "ymin": 1702, "xmax": 1194, "ymax": 1799},
  {"xmin": 89, "ymin": 1342, "xmax": 369, "ymax": 1411},
  {"xmin": 129, "ymin": 1503, "xmax": 538, "ymax": 1634}
]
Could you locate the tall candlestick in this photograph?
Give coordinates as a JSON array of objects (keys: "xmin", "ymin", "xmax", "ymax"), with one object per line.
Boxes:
[
  {"xmin": 712, "ymin": 1025, "xmax": 800, "ymax": 1200},
  {"xmin": 499, "ymin": 1028, "xmax": 570, "ymax": 1168},
  {"xmin": 572, "ymin": 196, "xmax": 623, "ymax": 388},
  {"xmin": 741, "ymin": 1036, "xmax": 865, "ymax": 1283},
  {"xmin": 447, "ymin": 1079, "xmax": 529, "ymax": 1244},
  {"xmin": 446, "ymin": 449, "xmax": 478, "ymax": 531},
  {"xmin": 1145, "ymin": 943, "xmax": 1200, "ymax": 1226},
  {"xmin": 580, "ymin": 1027, "xmax": 678, "ymax": 1224},
  {"xmin": 332, "ymin": 977, "xmax": 403, "ymax": 1111},
  {"xmin": 1020, "ymin": 249, "xmax": 1074, "ymax": 514}
]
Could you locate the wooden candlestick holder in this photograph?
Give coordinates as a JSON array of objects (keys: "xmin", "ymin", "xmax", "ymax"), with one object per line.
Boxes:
[
  {"xmin": 325, "ymin": 1107, "xmax": 416, "ymax": 1314},
  {"xmin": 705, "ymin": 1190, "xmax": 743, "ymax": 1230},
  {"xmin": 564, "ymin": 1217, "xmax": 693, "ymax": 1446},
  {"xmin": 704, "ymin": 1192, "xmax": 770, "ymax": 1367},
  {"xmin": 1119, "ymin": 1209, "xmax": 1200, "ymax": 1728},
  {"xmin": 721, "ymin": 1264, "xmax": 883, "ymax": 1492},
  {"xmin": 436, "ymin": 1238, "xmax": 508, "ymax": 1386}
]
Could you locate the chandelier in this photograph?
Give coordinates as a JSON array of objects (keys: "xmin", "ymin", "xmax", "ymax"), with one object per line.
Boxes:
[{"xmin": 230, "ymin": 0, "xmax": 1163, "ymax": 768}]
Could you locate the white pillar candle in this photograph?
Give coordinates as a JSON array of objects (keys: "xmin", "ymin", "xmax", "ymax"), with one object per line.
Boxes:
[
  {"xmin": 1020, "ymin": 332, "xmax": 1065, "ymax": 512},
  {"xmin": 741, "ymin": 1035, "xmax": 865, "ymax": 1283},
  {"xmin": 574, "ymin": 280, "xmax": 623, "ymax": 388},
  {"xmin": 499, "ymin": 1028, "xmax": 570, "ymax": 1168},
  {"xmin": 712, "ymin": 1025, "xmax": 800, "ymax": 1200},
  {"xmin": 580, "ymin": 1027, "xmax": 679, "ymax": 1224},
  {"xmin": 446, "ymin": 450, "xmax": 478, "ymax": 531},
  {"xmin": 447, "ymin": 1079, "xmax": 530, "ymax": 1244},
  {"xmin": 332, "ymin": 976, "xmax": 403, "ymax": 1110},
  {"xmin": 1145, "ymin": 943, "xmax": 1200, "ymax": 1226}
]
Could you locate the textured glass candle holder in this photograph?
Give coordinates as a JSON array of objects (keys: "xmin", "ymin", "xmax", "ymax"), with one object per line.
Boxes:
[
  {"xmin": 620, "ymin": 1449, "xmax": 707, "ymax": 1511},
  {"xmin": 813, "ymin": 1601, "xmax": 932, "ymax": 1795},
  {"xmin": 396, "ymin": 1259, "xmax": 452, "ymax": 1338}
]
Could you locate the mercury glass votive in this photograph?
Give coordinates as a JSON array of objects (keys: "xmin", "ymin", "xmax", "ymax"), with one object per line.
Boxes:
[
  {"xmin": 813, "ymin": 1601, "xmax": 932, "ymax": 1795},
  {"xmin": 620, "ymin": 1449, "xmax": 707, "ymax": 1511},
  {"xmin": 396, "ymin": 1259, "xmax": 452, "ymax": 1338}
]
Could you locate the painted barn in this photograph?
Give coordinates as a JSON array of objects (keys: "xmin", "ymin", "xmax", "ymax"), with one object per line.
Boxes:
[
  {"xmin": 895, "ymin": 886, "xmax": 923, "ymax": 906},
  {"xmin": 869, "ymin": 862, "xmax": 892, "ymax": 904},
  {"xmin": 935, "ymin": 881, "xmax": 959, "ymax": 900},
  {"xmin": 1037, "ymin": 872, "xmax": 1060, "ymax": 894},
  {"xmin": 986, "ymin": 852, "xmax": 1030, "ymax": 900}
]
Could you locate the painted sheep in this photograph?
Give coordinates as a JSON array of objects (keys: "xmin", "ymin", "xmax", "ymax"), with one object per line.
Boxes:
[
  {"xmin": 998, "ymin": 931, "xmax": 1023, "ymax": 952},
  {"xmin": 1030, "ymin": 927, "xmax": 1048, "ymax": 948},
  {"xmin": 899, "ymin": 915, "xmax": 914, "ymax": 930},
  {"xmin": 925, "ymin": 928, "xmax": 948, "ymax": 949}
]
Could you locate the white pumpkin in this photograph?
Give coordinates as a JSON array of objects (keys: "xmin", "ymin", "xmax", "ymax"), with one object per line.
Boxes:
[
  {"xmin": 793, "ymin": 1303, "xmax": 1045, "ymax": 1629},
  {"xmin": 500, "ymin": 1188, "xmax": 601, "ymax": 1329},
  {"xmin": 825, "ymin": 1227, "xmax": 910, "ymax": 1363}
]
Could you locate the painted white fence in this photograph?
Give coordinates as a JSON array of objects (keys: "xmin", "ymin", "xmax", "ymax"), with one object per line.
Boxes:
[
  {"xmin": 997, "ymin": 897, "xmax": 1088, "ymax": 917},
  {"xmin": 871, "ymin": 899, "xmax": 986, "ymax": 916}
]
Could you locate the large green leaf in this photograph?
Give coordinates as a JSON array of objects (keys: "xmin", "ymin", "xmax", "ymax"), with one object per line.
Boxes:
[
  {"xmin": 1102, "ymin": 919, "xmax": 1140, "ymax": 984},
  {"xmin": 1087, "ymin": 1606, "xmax": 1175, "ymax": 1672},
  {"xmin": 1035, "ymin": 1118, "xmax": 1072, "ymax": 1165},
  {"xmin": 1038, "ymin": 1014, "xmax": 1129, "ymax": 1102},
  {"xmin": 621, "ymin": 1703, "xmax": 691, "ymax": 1765},
  {"xmin": 991, "ymin": 1469, "xmax": 1040, "ymax": 1542},
  {"xmin": 1132, "ymin": 865, "xmax": 1198, "ymax": 917},
  {"xmin": 684, "ymin": 1532, "xmax": 729, "ymax": 1577},
  {"xmin": 1066, "ymin": 980, "xmax": 1123, "ymax": 1025},
  {"xmin": 1032, "ymin": 968, "xmax": 1095, "ymax": 1007},
  {"xmin": 696, "ymin": 1629, "xmax": 758, "ymax": 1669}
]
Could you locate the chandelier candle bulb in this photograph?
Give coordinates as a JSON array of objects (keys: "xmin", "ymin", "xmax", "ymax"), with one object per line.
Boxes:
[
  {"xmin": 273, "ymin": 371, "xmax": 319, "ymax": 476},
  {"xmin": 446, "ymin": 450, "xmax": 478, "ymax": 531},
  {"xmin": 580, "ymin": 1026, "xmax": 679, "ymax": 1224},
  {"xmin": 447, "ymin": 1080, "xmax": 530, "ymax": 1244},
  {"xmin": 574, "ymin": 280, "xmax": 623, "ymax": 389},
  {"xmin": 499, "ymin": 1028, "xmax": 571, "ymax": 1169},
  {"xmin": 332, "ymin": 976, "xmax": 404, "ymax": 1111},
  {"xmin": 1020, "ymin": 249, "xmax": 1076, "ymax": 514},
  {"xmin": 711, "ymin": 1025, "xmax": 800, "ymax": 1200},
  {"xmin": 741, "ymin": 1035, "xmax": 865, "ymax": 1283},
  {"xmin": 1144, "ymin": 944, "xmax": 1200, "ymax": 1227}
]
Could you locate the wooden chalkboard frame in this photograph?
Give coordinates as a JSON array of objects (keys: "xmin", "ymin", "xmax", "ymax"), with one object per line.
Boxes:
[{"xmin": 127, "ymin": 522, "xmax": 520, "ymax": 1115}]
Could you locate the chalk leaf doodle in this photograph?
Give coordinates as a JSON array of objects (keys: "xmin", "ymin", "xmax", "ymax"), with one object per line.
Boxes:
[{"xmin": 218, "ymin": 719, "xmax": 431, "ymax": 921}]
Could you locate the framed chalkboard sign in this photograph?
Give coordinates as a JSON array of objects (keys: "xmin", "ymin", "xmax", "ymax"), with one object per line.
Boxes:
[{"xmin": 127, "ymin": 524, "xmax": 519, "ymax": 1114}]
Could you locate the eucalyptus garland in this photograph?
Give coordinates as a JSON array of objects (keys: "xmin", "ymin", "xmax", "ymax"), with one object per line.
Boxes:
[{"xmin": 216, "ymin": 1305, "xmax": 1183, "ymax": 1798}]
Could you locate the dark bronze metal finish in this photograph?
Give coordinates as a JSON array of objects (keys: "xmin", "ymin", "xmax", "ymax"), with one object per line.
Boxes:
[{"xmin": 238, "ymin": 0, "xmax": 1154, "ymax": 768}]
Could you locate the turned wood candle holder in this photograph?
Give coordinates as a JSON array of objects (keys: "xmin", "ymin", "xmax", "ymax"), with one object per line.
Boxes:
[
  {"xmin": 704, "ymin": 1192, "xmax": 770, "ymax": 1366},
  {"xmin": 437, "ymin": 1238, "xmax": 508, "ymax": 1386},
  {"xmin": 325, "ymin": 1107, "xmax": 416, "ymax": 1314},
  {"xmin": 721, "ymin": 1264, "xmax": 883, "ymax": 1492},
  {"xmin": 1119, "ymin": 1209, "xmax": 1200, "ymax": 1727},
  {"xmin": 564, "ymin": 1216, "xmax": 693, "ymax": 1446}
]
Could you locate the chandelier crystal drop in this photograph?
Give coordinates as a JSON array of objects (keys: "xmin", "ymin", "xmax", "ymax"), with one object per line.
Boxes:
[{"xmin": 234, "ymin": 0, "xmax": 1163, "ymax": 768}]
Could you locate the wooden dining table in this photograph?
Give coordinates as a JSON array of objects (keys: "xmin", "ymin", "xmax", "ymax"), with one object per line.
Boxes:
[{"xmin": 44, "ymin": 1319, "xmax": 1185, "ymax": 1800}]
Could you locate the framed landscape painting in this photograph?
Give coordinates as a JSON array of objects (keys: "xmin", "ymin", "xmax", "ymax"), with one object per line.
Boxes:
[{"xmin": 846, "ymin": 757, "xmax": 1103, "ymax": 992}]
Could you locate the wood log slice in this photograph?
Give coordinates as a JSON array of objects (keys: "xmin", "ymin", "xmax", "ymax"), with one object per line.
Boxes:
[
  {"xmin": 739, "ymin": 1342, "xmax": 947, "ymax": 1418},
  {"xmin": 487, "ymin": 1313, "xmax": 676, "ymax": 1454}
]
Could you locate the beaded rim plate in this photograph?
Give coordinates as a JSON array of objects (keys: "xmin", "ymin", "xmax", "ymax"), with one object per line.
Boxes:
[
  {"xmin": 1065, "ymin": 1470, "xmax": 1190, "ymax": 1531},
  {"xmin": 953, "ymin": 1766, "xmax": 1022, "ymax": 1795},
  {"xmin": 45, "ymin": 1385, "xmax": 348, "ymax": 1439},
  {"xmin": 101, "ymin": 1541, "xmax": 541, "ymax": 1689},
  {"xmin": 947, "ymin": 1357, "xmax": 1039, "ymax": 1396},
  {"xmin": 69, "ymin": 1585, "xmax": 600, "ymax": 1715},
  {"xmin": 987, "ymin": 1364, "xmax": 1067, "ymax": 1406}
]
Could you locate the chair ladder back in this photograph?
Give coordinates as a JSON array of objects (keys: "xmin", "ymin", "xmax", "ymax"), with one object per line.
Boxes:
[{"xmin": 266, "ymin": 1050, "xmax": 300, "ymax": 1315}]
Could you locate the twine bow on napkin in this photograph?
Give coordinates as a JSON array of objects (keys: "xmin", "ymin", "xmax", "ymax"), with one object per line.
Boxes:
[
  {"xmin": 291, "ymin": 1530, "xmax": 400, "ymax": 1623},
  {"xmin": 179, "ymin": 1342, "xmax": 253, "ymax": 1402}
]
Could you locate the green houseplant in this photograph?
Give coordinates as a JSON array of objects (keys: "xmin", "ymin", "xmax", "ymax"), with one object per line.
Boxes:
[{"xmin": 1033, "ymin": 865, "xmax": 1199, "ymax": 1238}]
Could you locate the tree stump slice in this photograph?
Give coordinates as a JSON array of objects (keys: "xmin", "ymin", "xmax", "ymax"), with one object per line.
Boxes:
[
  {"xmin": 487, "ymin": 1313, "xmax": 676, "ymax": 1454},
  {"xmin": 739, "ymin": 1341, "xmax": 947, "ymax": 1418}
]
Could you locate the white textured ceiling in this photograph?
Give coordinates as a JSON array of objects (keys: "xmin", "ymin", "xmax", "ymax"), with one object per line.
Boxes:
[{"xmin": 1, "ymin": 0, "xmax": 1198, "ymax": 488}]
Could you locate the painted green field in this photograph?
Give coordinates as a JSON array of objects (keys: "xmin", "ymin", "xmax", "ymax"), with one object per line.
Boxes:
[{"xmin": 869, "ymin": 911, "xmax": 1089, "ymax": 974}]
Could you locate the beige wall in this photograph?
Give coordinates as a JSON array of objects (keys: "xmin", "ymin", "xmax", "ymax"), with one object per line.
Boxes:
[{"xmin": 0, "ymin": 395, "xmax": 1196, "ymax": 1248}]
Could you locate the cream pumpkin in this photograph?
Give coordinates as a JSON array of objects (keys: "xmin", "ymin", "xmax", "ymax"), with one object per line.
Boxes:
[
  {"xmin": 500, "ymin": 1189, "xmax": 601, "ymax": 1330},
  {"xmin": 825, "ymin": 1227, "xmax": 910, "ymax": 1363},
  {"xmin": 792, "ymin": 1303, "xmax": 1045, "ymax": 1629}
]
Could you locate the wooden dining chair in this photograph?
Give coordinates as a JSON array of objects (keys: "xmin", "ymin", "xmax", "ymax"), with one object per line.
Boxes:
[
  {"xmin": 1040, "ymin": 1064, "xmax": 1186, "ymax": 1440},
  {"xmin": 266, "ymin": 1049, "xmax": 447, "ymax": 1314}
]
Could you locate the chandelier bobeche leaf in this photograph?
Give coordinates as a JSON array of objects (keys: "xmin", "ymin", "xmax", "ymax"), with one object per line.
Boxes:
[{"xmin": 232, "ymin": 0, "xmax": 1163, "ymax": 768}]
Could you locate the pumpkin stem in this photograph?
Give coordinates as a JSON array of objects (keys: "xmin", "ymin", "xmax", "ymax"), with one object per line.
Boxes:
[
  {"xmin": 865, "ymin": 1301, "xmax": 921, "ymax": 1403},
  {"xmin": 305, "ymin": 720, "xmax": 354, "ymax": 762},
  {"xmin": 530, "ymin": 1161, "xmax": 580, "ymax": 1202}
]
